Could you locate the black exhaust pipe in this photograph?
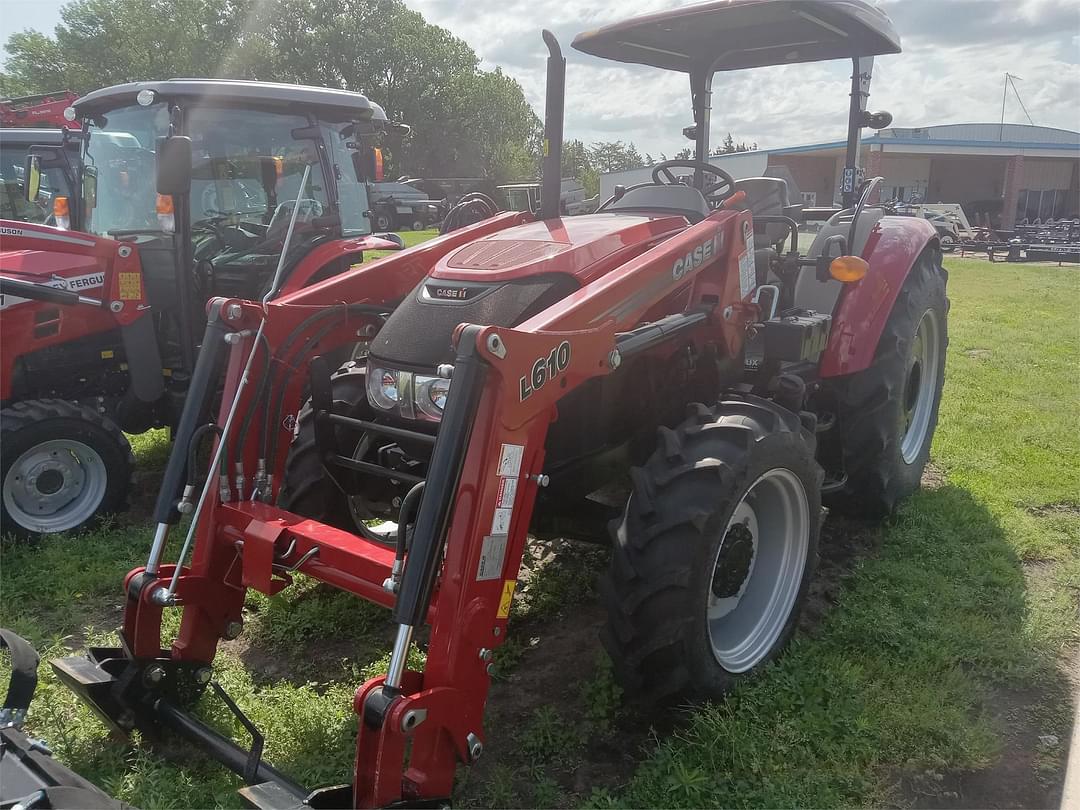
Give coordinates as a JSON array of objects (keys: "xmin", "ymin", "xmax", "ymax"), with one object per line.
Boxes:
[{"xmin": 540, "ymin": 30, "xmax": 565, "ymax": 220}]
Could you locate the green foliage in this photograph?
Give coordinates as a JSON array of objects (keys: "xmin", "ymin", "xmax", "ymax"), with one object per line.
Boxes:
[
  {"xmin": 2, "ymin": 0, "xmax": 540, "ymax": 181},
  {"xmin": 579, "ymin": 653, "xmax": 622, "ymax": 733},
  {"xmin": 519, "ymin": 706, "xmax": 582, "ymax": 764}
]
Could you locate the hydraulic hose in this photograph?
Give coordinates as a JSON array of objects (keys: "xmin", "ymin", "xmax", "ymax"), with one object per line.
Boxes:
[
  {"xmin": 187, "ymin": 423, "xmax": 225, "ymax": 485},
  {"xmin": 395, "ymin": 481, "xmax": 425, "ymax": 565}
]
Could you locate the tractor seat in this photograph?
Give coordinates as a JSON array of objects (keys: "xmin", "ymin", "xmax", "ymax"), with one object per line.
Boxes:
[{"xmin": 603, "ymin": 184, "xmax": 710, "ymax": 223}]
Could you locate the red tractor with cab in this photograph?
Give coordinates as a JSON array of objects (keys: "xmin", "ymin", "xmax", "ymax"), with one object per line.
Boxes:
[
  {"xmin": 45, "ymin": 2, "xmax": 946, "ymax": 808},
  {"xmin": 0, "ymin": 80, "xmax": 408, "ymax": 537}
]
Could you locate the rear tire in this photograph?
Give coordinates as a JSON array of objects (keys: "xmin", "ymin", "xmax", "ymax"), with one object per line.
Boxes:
[
  {"xmin": 825, "ymin": 248, "xmax": 948, "ymax": 517},
  {"xmin": 601, "ymin": 395, "xmax": 822, "ymax": 702},
  {"xmin": 1, "ymin": 400, "xmax": 133, "ymax": 538}
]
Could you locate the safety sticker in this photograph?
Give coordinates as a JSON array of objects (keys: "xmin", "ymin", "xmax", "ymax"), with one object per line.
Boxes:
[
  {"xmin": 497, "ymin": 443, "xmax": 524, "ymax": 478},
  {"xmin": 477, "ymin": 534, "xmax": 508, "ymax": 581},
  {"xmin": 496, "ymin": 579, "xmax": 517, "ymax": 618},
  {"xmin": 738, "ymin": 235, "xmax": 756, "ymax": 299},
  {"xmin": 491, "ymin": 507, "xmax": 513, "ymax": 535},
  {"xmin": 117, "ymin": 271, "xmax": 143, "ymax": 300},
  {"xmin": 496, "ymin": 476, "xmax": 517, "ymax": 508}
]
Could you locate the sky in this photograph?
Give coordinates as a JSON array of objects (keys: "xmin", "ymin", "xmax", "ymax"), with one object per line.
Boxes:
[{"xmin": 4, "ymin": 0, "xmax": 1079, "ymax": 157}]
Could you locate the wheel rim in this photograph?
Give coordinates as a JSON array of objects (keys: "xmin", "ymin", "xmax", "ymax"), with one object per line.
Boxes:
[
  {"xmin": 900, "ymin": 308, "xmax": 941, "ymax": 464},
  {"xmin": 3, "ymin": 439, "xmax": 108, "ymax": 533},
  {"xmin": 707, "ymin": 468, "xmax": 810, "ymax": 673}
]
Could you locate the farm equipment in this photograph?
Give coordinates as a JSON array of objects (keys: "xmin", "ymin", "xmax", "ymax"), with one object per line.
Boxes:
[
  {"xmin": 0, "ymin": 91, "xmax": 79, "ymax": 130},
  {"xmin": 48, "ymin": 1, "xmax": 947, "ymax": 807},
  {"xmin": 1, "ymin": 127, "xmax": 75, "ymax": 223},
  {"xmin": 0, "ymin": 80, "xmax": 407, "ymax": 537}
]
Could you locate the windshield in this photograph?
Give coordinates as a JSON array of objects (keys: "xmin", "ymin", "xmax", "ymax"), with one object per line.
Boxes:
[
  {"xmin": 82, "ymin": 103, "xmax": 373, "ymax": 241},
  {"xmin": 1, "ymin": 142, "xmax": 71, "ymax": 224},
  {"xmin": 82, "ymin": 103, "xmax": 168, "ymax": 236}
]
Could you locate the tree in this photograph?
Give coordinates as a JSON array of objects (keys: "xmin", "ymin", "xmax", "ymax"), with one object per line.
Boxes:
[
  {"xmin": 587, "ymin": 140, "xmax": 644, "ymax": 174},
  {"xmin": 673, "ymin": 147, "xmax": 693, "ymax": 160},
  {"xmin": 3, "ymin": 0, "xmax": 540, "ymax": 181}
]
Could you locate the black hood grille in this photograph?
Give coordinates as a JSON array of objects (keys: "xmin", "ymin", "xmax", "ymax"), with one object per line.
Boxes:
[{"xmin": 369, "ymin": 273, "xmax": 580, "ymax": 369}]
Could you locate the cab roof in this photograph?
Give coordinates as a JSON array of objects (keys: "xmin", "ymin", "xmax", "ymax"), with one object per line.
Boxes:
[
  {"xmin": 571, "ymin": 0, "xmax": 900, "ymax": 74},
  {"xmin": 73, "ymin": 79, "xmax": 379, "ymax": 121}
]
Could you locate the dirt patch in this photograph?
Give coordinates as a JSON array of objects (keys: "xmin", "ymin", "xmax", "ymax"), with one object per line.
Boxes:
[
  {"xmin": 1027, "ymin": 502, "xmax": 1080, "ymax": 519},
  {"xmin": 963, "ymin": 348, "xmax": 993, "ymax": 360},
  {"xmin": 455, "ymin": 600, "xmax": 672, "ymax": 808},
  {"xmin": 921, "ymin": 462, "xmax": 947, "ymax": 490},
  {"xmin": 801, "ymin": 512, "xmax": 883, "ymax": 635},
  {"xmin": 892, "ymin": 680, "xmax": 1073, "ymax": 809}
]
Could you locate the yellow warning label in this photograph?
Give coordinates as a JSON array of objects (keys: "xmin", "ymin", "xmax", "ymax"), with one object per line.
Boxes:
[
  {"xmin": 117, "ymin": 272, "xmax": 142, "ymax": 301},
  {"xmin": 100, "ymin": 350, "xmax": 114, "ymax": 359},
  {"xmin": 496, "ymin": 580, "xmax": 516, "ymax": 619}
]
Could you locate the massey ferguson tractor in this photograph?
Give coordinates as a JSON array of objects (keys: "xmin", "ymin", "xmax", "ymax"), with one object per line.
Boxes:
[
  {"xmin": 0, "ymin": 80, "xmax": 407, "ymax": 537},
  {"xmin": 0, "ymin": 92, "xmax": 80, "ymax": 223},
  {"xmin": 43, "ymin": 2, "xmax": 947, "ymax": 807}
]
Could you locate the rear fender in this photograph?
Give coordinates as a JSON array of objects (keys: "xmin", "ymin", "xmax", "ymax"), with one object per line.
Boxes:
[{"xmin": 819, "ymin": 216, "xmax": 938, "ymax": 378}]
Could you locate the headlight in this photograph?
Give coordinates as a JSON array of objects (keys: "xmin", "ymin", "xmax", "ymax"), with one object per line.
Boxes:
[
  {"xmin": 415, "ymin": 375, "xmax": 451, "ymax": 420},
  {"xmin": 367, "ymin": 363, "xmax": 449, "ymax": 422},
  {"xmin": 367, "ymin": 367, "xmax": 401, "ymax": 410}
]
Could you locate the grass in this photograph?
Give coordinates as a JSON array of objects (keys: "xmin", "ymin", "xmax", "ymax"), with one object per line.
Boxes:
[{"xmin": 1, "ymin": 254, "xmax": 1077, "ymax": 808}]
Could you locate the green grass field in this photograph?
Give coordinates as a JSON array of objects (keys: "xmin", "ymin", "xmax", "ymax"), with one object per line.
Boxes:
[{"xmin": 1, "ymin": 254, "xmax": 1077, "ymax": 808}]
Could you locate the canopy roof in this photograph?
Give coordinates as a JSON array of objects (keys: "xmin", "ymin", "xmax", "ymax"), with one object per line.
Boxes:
[
  {"xmin": 571, "ymin": 0, "xmax": 900, "ymax": 74},
  {"xmin": 74, "ymin": 79, "xmax": 378, "ymax": 122}
]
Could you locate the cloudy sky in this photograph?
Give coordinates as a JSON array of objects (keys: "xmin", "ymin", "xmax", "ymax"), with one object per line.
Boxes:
[{"xmin": 6, "ymin": 0, "xmax": 1079, "ymax": 155}]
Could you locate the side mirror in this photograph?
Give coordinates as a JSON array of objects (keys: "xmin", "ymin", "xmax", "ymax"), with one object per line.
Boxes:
[
  {"xmin": 862, "ymin": 110, "xmax": 893, "ymax": 130},
  {"xmin": 24, "ymin": 155, "xmax": 42, "ymax": 202},
  {"xmin": 156, "ymin": 135, "xmax": 192, "ymax": 195}
]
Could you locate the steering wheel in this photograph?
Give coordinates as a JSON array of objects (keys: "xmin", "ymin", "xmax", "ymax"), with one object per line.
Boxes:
[{"xmin": 651, "ymin": 160, "xmax": 737, "ymax": 206}]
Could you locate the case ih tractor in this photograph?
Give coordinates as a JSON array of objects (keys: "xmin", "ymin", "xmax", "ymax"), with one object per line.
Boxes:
[
  {"xmin": 0, "ymin": 80, "xmax": 407, "ymax": 537},
  {"xmin": 47, "ymin": 1, "xmax": 946, "ymax": 807}
]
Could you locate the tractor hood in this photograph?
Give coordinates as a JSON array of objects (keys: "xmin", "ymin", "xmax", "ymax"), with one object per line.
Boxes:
[
  {"xmin": 0, "ymin": 224, "xmax": 109, "ymax": 305},
  {"xmin": 369, "ymin": 213, "xmax": 685, "ymax": 370}
]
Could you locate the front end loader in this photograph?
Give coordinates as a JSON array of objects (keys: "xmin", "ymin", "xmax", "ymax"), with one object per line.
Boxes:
[{"xmin": 43, "ymin": 2, "xmax": 947, "ymax": 808}]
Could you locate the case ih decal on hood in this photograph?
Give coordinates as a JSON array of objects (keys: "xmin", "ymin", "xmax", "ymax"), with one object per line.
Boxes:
[{"xmin": 671, "ymin": 233, "xmax": 722, "ymax": 281}]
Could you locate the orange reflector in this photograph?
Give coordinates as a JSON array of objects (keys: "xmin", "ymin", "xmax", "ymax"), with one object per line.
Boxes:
[
  {"xmin": 52, "ymin": 196, "xmax": 69, "ymax": 217},
  {"xmin": 829, "ymin": 255, "xmax": 869, "ymax": 283},
  {"xmin": 156, "ymin": 194, "xmax": 174, "ymax": 215},
  {"xmin": 373, "ymin": 147, "xmax": 384, "ymax": 182},
  {"xmin": 273, "ymin": 156, "xmax": 284, "ymax": 178}
]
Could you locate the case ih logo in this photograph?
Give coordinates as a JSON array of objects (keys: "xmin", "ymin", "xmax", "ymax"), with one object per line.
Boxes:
[
  {"xmin": 425, "ymin": 283, "xmax": 478, "ymax": 301},
  {"xmin": 671, "ymin": 234, "xmax": 719, "ymax": 281}
]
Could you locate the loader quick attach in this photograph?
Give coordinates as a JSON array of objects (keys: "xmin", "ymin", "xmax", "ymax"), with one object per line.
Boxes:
[{"xmin": 44, "ymin": 2, "xmax": 949, "ymax": 808}]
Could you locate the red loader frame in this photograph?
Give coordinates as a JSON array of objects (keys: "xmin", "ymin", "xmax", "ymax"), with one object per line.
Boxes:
[{"xmin": 50, "ymin": 4, "xmax": 940, "ymax": 808}]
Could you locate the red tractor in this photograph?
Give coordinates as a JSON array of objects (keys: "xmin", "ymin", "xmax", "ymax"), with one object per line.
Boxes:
[
  {"xmin": 0, "ymin": 80, "xmax": 408, "ymax": 537},
  {"xmin": 50, "ymin": 1, "xmax": 946, "ymax": 807}
]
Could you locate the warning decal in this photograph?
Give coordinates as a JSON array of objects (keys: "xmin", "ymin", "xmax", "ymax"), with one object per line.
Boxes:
[
  {"xmin": 497, "ymin": 580, "xmax": 517, "ymax": 618},
  {"xmin": 497, "ymin": 443, "xmax": 524, "ymax": 478},
  {"xmin": 476, "ymin": 534, "xmax": 508, "ymax": 581}
]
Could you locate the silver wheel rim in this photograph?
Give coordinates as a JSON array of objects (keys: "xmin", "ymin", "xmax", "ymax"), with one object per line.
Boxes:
[
  {"xmin": 707, "ymin": 468, "xmax": 810, "ymax": 673},
  {"xmin": 3, "ymin": 439, "xmax": 108, "ymax": 533},
  {"xmin": 900, "ymin": 308, "xmax": 941, "ymax": 464}
]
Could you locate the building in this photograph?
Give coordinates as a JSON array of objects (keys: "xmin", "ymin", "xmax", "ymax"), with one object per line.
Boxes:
[{"xmin": 600, "ymin": 123, "xmax": 1080, "ymax": 229}]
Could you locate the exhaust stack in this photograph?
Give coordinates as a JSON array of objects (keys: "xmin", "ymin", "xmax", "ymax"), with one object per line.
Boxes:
[{"xmin": 540, "ymin": 30, "xmax": 565, "ymax": 220}]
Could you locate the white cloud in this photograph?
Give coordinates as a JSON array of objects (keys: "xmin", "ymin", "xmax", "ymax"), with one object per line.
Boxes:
[{"xmin": 411, "ymin": 0, "xmax": 1080, "ymax": 155}]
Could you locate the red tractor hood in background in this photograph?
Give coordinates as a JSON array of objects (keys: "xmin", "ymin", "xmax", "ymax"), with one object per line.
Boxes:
[{"xmin": 0, "ymin": 222, "xmax": 116, "ymax": 302}]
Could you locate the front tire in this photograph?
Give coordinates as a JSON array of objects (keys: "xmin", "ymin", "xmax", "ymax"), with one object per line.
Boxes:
[
  {"xmin": 1, "ymin": 400, "xmax": 133, "ymax": 538},
  {"xmin": 825, "ymin": 248, "xmax": 949, "ymax": 517},
  {"xmin": 602, "ymin": 396, "xmax": 822, "ymax": 702}
]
